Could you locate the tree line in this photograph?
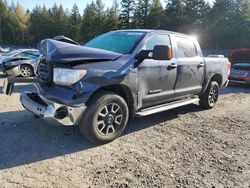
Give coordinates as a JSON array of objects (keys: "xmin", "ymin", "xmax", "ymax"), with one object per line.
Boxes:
[{"xmin": 0, "ymin": 0, "xmax": 249, "ymax": 49}]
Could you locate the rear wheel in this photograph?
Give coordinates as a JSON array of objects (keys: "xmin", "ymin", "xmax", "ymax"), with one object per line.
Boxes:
[
  {"xmin": 79, "ymin": 91, "xmax": 129, "ymax": 144},
  {"xmin": 199, "ymin": 81, "xmax": 219, "ymax": 109},
  {"xmin": 20, "ymin": 65, "xmax": 33, "ymax": 77}
]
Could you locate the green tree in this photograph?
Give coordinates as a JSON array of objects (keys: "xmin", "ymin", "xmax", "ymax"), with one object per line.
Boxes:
[
  {"xmin": 148, "ymin": 0, "xmax": 164, "ymax": 29},
  {"xmin": 164, "ymin": 0, "xmax": 185, "ymax": 31},
  {"xmin": 15, "ymin": 3, "xmax": 30, "ymax": 42},
  {"xmin": 104, "ymin": 0, "xmax": 120, "ymax": 31},
  {"xmin": 68, "ymin": 3, "xmax": 81, "ymax": 42},
  {"xmin": 8, "ymin": 2, "xmax": 30, "ymax": 44},
  {"xmin": 181, "ymin": 0, "xmax": 210, "ymax": 47},
  {"xmin": 208, "ymin": 0, "xmax": 249, "ymax": 48},
  {"xmin": 95, "ymin": 0, "xmax": 106, "ymax": 34},
  {"xmin": 81, "ymin": 2, "xmax": 98, "ymax": 42},
  {"xmin": 1, "ymin": 0, "xmax": 250, "ymax": 49},
  {"xmin": 49, "ymin": 4, "xmax": 68, "ymax": 37},
  {"xmin": 183, "ymin": 0, "xmax": 210, "ymax": 25},
  {"xmin": 0, "ymin": 0, "xmax": 9, "ymax": 44},
  {"xmin": 81, "ymin": 0, "xmax": 108, "ymax": 43},
  {"xmin": 133, "ymin": 0, "xmax": 152, "ymax": 28},
  {"xmin": 120, "ymin": 0, "xmax": 135, "ymax": 28},
  {"xmin": 29, "ymin": 5, "xmax": 52, "ymax": 44}
]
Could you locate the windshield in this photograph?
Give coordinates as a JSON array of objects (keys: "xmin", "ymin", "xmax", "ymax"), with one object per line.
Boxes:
[
  {"xmin": 84, "ymin": 31, "xmax": 146, "ymax": 54},
  {"xmin": 2, "ymin": 50, "xmax": 19, "ymax": 57}
]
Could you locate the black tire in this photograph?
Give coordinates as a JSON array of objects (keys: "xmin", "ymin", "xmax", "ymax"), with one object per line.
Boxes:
[
  {"xmin": 20, "ymin": 65, "xmax": 34, "ymax": 77},
  {"xmin": 199, "ymin": 81, "xmax": 219, "ymax": 109},
  {"xmin": 79, "ymin": 91, "xmax": 129, "ymax": 144}
]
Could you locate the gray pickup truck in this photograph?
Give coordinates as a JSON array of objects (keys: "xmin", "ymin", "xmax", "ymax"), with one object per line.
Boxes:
[{"xmin": 15, "ymin": 30, "xmax": 230, "ymax": 144}]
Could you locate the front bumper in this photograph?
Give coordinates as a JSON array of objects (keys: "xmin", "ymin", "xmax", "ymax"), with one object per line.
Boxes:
[
  {"xmin": 5, "ymin": 65, "xmax": 21, "ymax": 77},
  {"xmin": 0, "ymin": 64, "xmax": 7, "ymax": 78},
  {"xmin": 0, "ymin": 64, "xmax": 20, "ymax": 78},
  {"xmin": 20, "ymin": 92, "xmax": 86, "ymax": 126},
  {"xmin": 229, "ymin": 73, "xmax": 250, "ymax": 85}
]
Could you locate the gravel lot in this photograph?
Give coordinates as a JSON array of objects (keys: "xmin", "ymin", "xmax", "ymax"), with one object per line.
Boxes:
[{"xmin": 0, "ymin": 79, "xmax": 249, "ymax": 188}]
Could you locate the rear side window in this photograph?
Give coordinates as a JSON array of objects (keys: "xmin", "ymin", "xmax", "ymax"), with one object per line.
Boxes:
[
  {"xmin": 176, "ymin": 37, "xmax": 197, "ymax": 58},
  {"xmin": 143, "ymin": 34, "xmax": 171, "ymax": 51}
]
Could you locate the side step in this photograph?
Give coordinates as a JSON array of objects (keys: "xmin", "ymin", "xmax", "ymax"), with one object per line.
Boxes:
[{"xmin": 135, "ymin": 97, "xmax": 200, "ymax": 117}]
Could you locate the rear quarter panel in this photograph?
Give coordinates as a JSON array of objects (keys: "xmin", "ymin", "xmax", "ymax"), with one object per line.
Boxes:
[{"xmin": 203, "ymin": 57, "xmax": 229, "ymax": 91}]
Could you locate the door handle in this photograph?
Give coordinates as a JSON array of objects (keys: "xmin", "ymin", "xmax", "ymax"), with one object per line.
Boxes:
[
  {"xmin": 168, "ymin": 63, "xmax": 177, "ymax": 70},
  {"xmin": 198, "ymin": 62, "xmax": 205, "ymax": 68}
]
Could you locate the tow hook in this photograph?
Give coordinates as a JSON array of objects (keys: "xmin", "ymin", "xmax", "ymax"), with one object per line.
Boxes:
[{"xmin": 54, "ymin": 107, "xmax": 69, "ymax": 120}]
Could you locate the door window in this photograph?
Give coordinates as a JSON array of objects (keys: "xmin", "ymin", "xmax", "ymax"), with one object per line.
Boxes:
[
  {"xmin": 143, "ymin": 35, "xmax": 171, "ymax": 51},
  {"xmin": 176, "ymin": 37, "xmax": 197, "ymax": 58}
]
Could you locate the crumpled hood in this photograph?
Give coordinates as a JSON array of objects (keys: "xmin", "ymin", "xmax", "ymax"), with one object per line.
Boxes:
[{"xmin": 40, "ymin": 39, "xmax": 122, "ymax": 65}]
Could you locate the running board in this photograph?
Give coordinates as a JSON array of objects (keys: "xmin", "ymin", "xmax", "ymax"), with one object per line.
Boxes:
[{"xmin": 135, "ymin": 98, "xmax": 200, "ymax": 117}]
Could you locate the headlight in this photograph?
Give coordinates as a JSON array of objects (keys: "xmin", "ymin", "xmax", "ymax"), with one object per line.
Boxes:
[{"xmin": 53, "ymin": 68, "xmax": 87, "ymax": 86}]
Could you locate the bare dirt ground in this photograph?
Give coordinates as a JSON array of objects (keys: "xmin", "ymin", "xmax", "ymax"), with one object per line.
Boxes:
[{"xmin": 0, "ymin": 79, "xmax": 249, "ymax": 188}]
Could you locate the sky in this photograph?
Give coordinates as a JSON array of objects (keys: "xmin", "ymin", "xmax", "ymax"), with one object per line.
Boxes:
[{"xmin": 7, "ymin": 0, "xmax": 215, "ymax": 13}]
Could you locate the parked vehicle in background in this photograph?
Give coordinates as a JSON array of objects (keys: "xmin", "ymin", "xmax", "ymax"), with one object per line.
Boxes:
[
  {"xmin": 0, "ymin": 49, "xmax": 39, "ymax": 77},
  {"xmin": 8, "ymin": 30, "xmax": 230, "ymax": 144},
  {"xmin": 0, "ymin": 47, "xmax": 10, "ymax": 56},
  {"xmin": 229, "ymin": 48, "xmax": 250, "ymax": 85},
  {"xmin": 0, "ymin": 37, "xmax": 79, "ymax": 78}
]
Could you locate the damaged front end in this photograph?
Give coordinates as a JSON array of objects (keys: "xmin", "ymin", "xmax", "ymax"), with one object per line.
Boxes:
[
  {"xmin": 20, "ymin": 92, "xmax": 86, "ymax": 125},
  {"xmin": 3, "ymin": 38, "xmax": 122, "ymax": 126}
]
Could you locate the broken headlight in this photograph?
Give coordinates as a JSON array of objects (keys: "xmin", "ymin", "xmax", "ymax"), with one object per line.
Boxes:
[{"xmin": 53, "ymin": 68, "xmax": 87, "ymax": 86}]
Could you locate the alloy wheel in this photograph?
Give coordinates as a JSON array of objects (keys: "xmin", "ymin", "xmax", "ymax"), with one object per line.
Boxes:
[
  {"xmin": 21, "ymin": 66, "xmax": 32, "ymax": 77},
  {"xmin": 96, "ymin": 103, "xmax": 123, "ymax": 136},
  {"xmin": 208, "ymin": 85, "xmax": 218, "ymax": 106}
]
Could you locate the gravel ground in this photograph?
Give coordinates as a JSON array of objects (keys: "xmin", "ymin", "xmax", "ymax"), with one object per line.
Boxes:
[{"xmin": 0, "ymin": 80, "xmax": 249, "ymax": 188}]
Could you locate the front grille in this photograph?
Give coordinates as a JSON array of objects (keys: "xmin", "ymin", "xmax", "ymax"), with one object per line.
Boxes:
[{"xmin": 38, "ymin": 58, "xmax": 52, "ymax": 84}]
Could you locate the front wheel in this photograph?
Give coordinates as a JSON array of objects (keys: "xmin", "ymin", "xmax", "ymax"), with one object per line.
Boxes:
[
  {"xmin": 199, "ymin": 81, "xmax": 219, "ymax": 109},
  {"xmin": 79, "ymin": 91, "xmax": 129, "ymax": 144}
]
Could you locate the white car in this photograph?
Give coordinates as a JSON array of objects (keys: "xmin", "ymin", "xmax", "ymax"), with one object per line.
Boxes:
[{"xmin": 0, "ymin": 49, "xmax": 39, "ymax": 77}]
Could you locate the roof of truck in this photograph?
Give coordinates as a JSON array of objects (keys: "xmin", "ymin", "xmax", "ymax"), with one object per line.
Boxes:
[{"xmin": 113, "ymin": 29, "xmax": 191, "ymax": 37}]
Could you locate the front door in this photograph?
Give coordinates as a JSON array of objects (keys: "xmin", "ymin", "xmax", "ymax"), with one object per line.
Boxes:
[{"xmin": 137, "ymin": 34, "xmax": 177, "ymax": 108}]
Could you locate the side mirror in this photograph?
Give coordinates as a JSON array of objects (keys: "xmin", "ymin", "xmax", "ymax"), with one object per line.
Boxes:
[{"xmin": 153, "ymin": 45, "xmax": 172, "ymax": 60}]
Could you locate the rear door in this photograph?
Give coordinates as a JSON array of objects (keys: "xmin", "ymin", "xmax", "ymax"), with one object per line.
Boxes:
[
  {"xmin": 138, "ymin": 34, "xmax": 177, "ymax": 108},
  {"xmin": 174, "ymin": 36, "xmax": 205, "ymax": 97}
]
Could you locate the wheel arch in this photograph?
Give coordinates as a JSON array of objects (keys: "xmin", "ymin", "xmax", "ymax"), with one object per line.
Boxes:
[
  {"xmin": 20, "ymin": 63, "xmax": 35, "ymax": 73},
  {"xmin": 202, "ymin": 73, "xmax": 222, "ymax": 94},
  {"xmin": 20, "ymin": 63, "xmax": 35, "ymax": 70},
  {"xmin": 86, "ymin": 84, "xmax": 136, "ymax": 117},
  {"xmin": 19, "ymin": 63, "xmax": 35, "ymax": 76}
]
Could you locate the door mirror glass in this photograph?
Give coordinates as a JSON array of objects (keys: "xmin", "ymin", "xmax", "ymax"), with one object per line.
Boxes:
[
  {"xmin": 153, "ymin": 45, "xmax": 172, "ymax": 60},
  {"xmin": 135, "ymin": 45, "xmax": 172, "ymax": 63}
]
